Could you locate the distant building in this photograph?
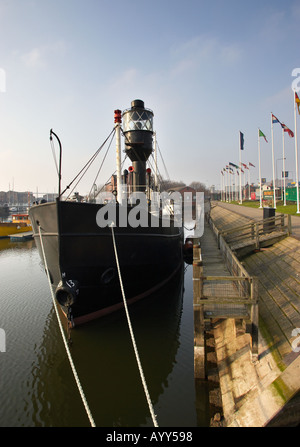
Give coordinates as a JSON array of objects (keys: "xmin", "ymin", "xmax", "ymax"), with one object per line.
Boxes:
[
  {"xmin": 167, "ymin": 185, "xmax": 196, "ymax": 203},
  {"xmin": 0, "ymin": 191, "xmax": 36, "ymax": 205}
]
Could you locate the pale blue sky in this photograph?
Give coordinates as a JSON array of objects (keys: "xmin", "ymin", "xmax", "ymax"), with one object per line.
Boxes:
[{"xmin": 0, "ymin": 0, "xmax": 300, "ymax": 195}]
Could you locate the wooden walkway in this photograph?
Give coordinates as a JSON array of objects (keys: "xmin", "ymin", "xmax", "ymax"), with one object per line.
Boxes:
[
  {"xmin": 210, "ymin": 203, "xmax": 300, "ymax": 368},
  {"xmin": 200, "ymin": 221, "xmax": 253, "ymax": 319},
  {"xmin": 204, "ymin": 203, "xmax": 300, "ymax": 426},
  {"xmin": 193, "ymin": 218, "xmax": 258, "ymax": 379},
  {"xmin": 210, "ymin": 205, "xmax": 290, "ymax": 258}
]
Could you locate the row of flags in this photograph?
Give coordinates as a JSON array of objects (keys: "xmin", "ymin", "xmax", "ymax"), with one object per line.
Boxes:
[
  {"xmin": 221, "ymin": 161, "xmax": 255, "ymax": 175},
  {"xmin": 257, "ymin": 91, "xmax": 300, "ymax": 209},
  {"xmin": 258, "ymin": 92, "xmax": 300, "ymax": 143},
  {"xmin": 258, "ymin": 110, "xmax": 295, "ymax": 145},
  {"xmin": 220, "ymin": 91, "xmax": 300, "ymax": 210},
  {"xmin": 269, "ymin": 114, "xmax": 294, "ymax": 137},
  {"xmin": 220, "ymin": 161, "xmax": 256, "ymax": 201}
]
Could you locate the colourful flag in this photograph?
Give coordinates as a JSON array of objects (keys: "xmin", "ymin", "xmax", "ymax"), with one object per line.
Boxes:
[
  {"xmin": 221, "ymin": 170, "xmax": 224, "ymax": 175},
  {"xmin": 249, "ymin": 162, "xmax": 255, "ymax": 167},
  {"xmin": 229, "ymin": 162, "xmax": 239, "ymax": 169},
  {"xmin": 241, "ymin": 162, "xmax": 249, "ymax": 169},
  {"xmin": 295, "ymin": 92, "xmax": 300, "ymax": 115},
  {"xmin": 281, "ymin": 123, "xmax": 294, "ymax": 138},
  {"xmin": 240, "ymin": 131, "xmax": 244, "ymax": 150},
  {"xmin": 272, "ymin": 113, "xmax": 281, "ymax": 125},
  {"xmin": 259, "ymin": 129, "xmax": 268, "ymax": 142}
]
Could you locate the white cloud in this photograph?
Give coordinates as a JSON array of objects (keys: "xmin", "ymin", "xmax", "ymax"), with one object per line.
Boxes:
[
  {"xmin": 292, "ymin": 1, "xmax": 300, "ymax": 20},
  {"xmin": 170, "ymin": 35, "xmax": 242, "ymax": 76},
  {"xmin": 0, "ymin": 0, "xmax": 9, "ymax": 19},
  {"xmin": 261, "ymin": 85, "xmax": 293, "ymax": 111},
  {"xmin": 21, "ymin": 40, "xmax": 67, "ymax": 69},
  {"xmin": 171, "ymin": 36, "xmax": 217, "ymax": 58},
  {"xmin": 119, "ymin": 68, "xmax": 138, "ymax": 85},
  {"xmin": 258, "ymin": 10, "xmax": 286, "ymax": 43},
  {"xmin": 21, "ymin": 47, "xmax": 44, "ymax": 68},
  {"xmin": 220, "ymin": 44, "xmax": 242, "ymax": 64}
]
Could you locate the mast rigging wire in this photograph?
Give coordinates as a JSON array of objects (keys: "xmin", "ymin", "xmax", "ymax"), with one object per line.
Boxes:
[
  {"xmin": 38, "ymin": 225, "xmax": 96, "ymax": 428},
  {"xmin": 87, "ymin": 130, "xmax": 116, "ymax": 200},
  {"xmin": 59, "ymin": 127, "xmax": 116, "ymax": 199}
]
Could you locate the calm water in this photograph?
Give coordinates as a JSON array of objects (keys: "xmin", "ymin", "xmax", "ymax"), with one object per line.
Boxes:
[{"xmin": 0, "ymin": 237, "xmax": 210, "ymax": 427}]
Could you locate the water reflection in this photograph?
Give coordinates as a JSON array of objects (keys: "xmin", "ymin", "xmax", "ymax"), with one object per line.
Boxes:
[
  {"xmin": 31, "ymin": 265, "xmax": 184, "ymax": 426},
  {"xmin": 0, "ymin": 239, "xmax": 208, "ymax": 427}
]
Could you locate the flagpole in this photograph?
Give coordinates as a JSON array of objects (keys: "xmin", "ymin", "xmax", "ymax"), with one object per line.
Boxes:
[
  {"xmin": 282, "ymin": 127, "xmax": 286, "ymax": 206},
  {"xmin": 239, "ymin": 133, "xmax": 242, "ymax": 204},
  {"xmin": 258, "ymin": 129, "xmax": 262, "ymax": 208},
  {"xmin": 271, "ymin": 113, "xmax": 276, "ymax": 209},
  {"xmin": 220, "ymin": 172, "xmax": 223, "ymax": 201},
  {"xmin": 234, "ymin": 170, "xmax": 236, "ymax": 201},
  {"xmin": 222, "ymin": 170, "xmax": 224, "ymax": 201},
  {"xmin": 220, "ymin": 172, "xmax": 222, "ymax": 201},
  {"xmin": 248, "ymin": 166, "xmax": 250, "ymax": 200},
  {"xmin": 293, "ymin": 91, "xmax": 300, "ymax": 213},
  {"xmin": 234, "ymin": 170, "xmax": 237, "ymax": 201},
  {"xmin": 226, "ymin": 168, "xmax": 229, "ymax": 202}
]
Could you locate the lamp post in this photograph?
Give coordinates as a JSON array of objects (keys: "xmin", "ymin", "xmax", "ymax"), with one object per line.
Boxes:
[{"xmin": 276, "ymin": 157, "xmax": 286, "ymax": 203}]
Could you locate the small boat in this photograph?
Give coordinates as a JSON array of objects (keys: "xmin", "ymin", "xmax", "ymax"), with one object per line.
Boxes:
[
  {"xmin": 0, "ymin": 214, "xmax": 32, "ymax": 238},
  {"xmin": 30, "ymin": 100, "xmax": 184, "ymax": 326}
]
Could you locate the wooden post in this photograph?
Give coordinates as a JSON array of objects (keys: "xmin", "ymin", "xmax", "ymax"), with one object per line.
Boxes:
[
  {"xmin": 288, "ymin": 214, "xmax": 292, "ymax": 235},
  {"xmin": 251, "ymin": 221, "xmax": 254, "ymax": 240},
  {"xmin": 193, "ymin": 239, "xmax": 205, "ymax": 379},
  {"xmin": 255, "ymin": 223, "xmax": 259, "ymax": 250},
  {"xmin": 250, "ymin": 277, "xmax": 259, "ymax": 361}
]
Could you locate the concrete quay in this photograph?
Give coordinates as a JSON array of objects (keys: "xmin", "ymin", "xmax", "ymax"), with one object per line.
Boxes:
[{"xmin": 203, "ymin": 202, "xmax": 300, "ymax": 427}]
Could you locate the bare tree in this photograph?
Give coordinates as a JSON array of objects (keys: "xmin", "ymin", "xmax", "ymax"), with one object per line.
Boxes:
[
  {"xmin": 159, "ymin": 179, "xmax": 186, "ymax": 192},
  {"xmin": 188, "ymin": 181, "xmax": 207, "ymax": 192}
]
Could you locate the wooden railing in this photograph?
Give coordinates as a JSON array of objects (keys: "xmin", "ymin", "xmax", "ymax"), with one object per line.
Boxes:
[
  {"xmin": 193, "ymin": 210, "xmax": 291, "ymax": 378},
  {"xmin": 193, "ymin": 232, "xmax": 259, "ymax": 380},
  {"xmin": 216, "ymin": 214, "xmax": 291, "ymax": 251}
]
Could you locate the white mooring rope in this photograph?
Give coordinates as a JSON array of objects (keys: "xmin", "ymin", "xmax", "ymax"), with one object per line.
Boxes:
[
  {"xmin": 38, "ymin": 226, "xmax": 96, "ymax": 428},
  {"xmin": 110, "ymin": 223, "xmax": 159, "ymax": 428}
]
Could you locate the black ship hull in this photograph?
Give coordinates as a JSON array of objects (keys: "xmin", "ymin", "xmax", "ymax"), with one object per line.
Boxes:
[{"xmin": 30, "ymin": 200, "xmax": 183, "ymax": 325}]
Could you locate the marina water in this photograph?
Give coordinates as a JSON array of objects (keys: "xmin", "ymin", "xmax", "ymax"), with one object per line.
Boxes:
[{"xmin": 0, "ymin": 237, "xmax": 210, "ymax": 427}]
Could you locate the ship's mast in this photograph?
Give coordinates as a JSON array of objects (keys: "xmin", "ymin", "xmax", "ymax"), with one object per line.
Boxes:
[
  {"xmin": 114, "ymin": 109, "xmax": 122, "ymax": 203},
  {"xmin": 154, "ymin": 131, "xmax": 158, "ymax": 190}
]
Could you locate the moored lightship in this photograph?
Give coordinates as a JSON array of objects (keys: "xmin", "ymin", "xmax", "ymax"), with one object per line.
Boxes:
[{"xmin": 29, "ymin": 100, "xmax": 183, "ymax": 326}]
